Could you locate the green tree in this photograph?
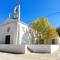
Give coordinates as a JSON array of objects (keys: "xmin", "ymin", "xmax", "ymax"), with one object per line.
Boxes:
[{"xmin": 30, "ymin": 17, "xmax": 58, "ymax": 44}]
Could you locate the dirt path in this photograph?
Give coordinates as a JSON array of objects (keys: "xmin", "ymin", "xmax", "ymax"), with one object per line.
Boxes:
[{"xmin": 0, "ymin": 49, "xmax": 60, "ymax": 60}]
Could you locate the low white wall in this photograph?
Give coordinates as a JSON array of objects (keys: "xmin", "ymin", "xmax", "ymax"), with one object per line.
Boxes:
[
  {"xmin": 0, "ymin": 44, "xmax": 59, "ymax": 54},
  {"xmin": 0, "ymin": 44, "xmax": 27, "ymax": 54},
  {"xmin": 27, "ymin": 45, "xmax": 59, "ymax": 53},
  {"xmin": 51, "ymin": 45, "xmax": 59, "ymax": 53},
  {"xmin": 27, "ymin": 45, "xmax": 50, "ymax": 53}
]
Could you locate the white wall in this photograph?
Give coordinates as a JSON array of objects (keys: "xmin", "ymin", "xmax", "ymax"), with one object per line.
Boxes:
[
  {"xmin": 0, "ymin": 44, "xmax": 27, "ymax": 54},
  {"xmin": 27, "ymin": 45, "xmax": 50, "ymax": 53},
  {"xmin": 0, "ymin": 19, "xmax": 34, "ymax": 45},
  {"xmin": 0, "ymin": 19, "xmax": 18, "ymax": 44},
  {"xmin": 19, "ymin": 22, "xmax": 33, "ymax": 45},
  {"xmin": 27, "ymin": 45, "xmax": 59, "ymax": 53},
  {"xmin": 0, "ymin": 44, "xmax": 59, "ymax": 54},
  {"xmin": 51, "ymin": 45, "xmax": 59, "ymax": 53}
]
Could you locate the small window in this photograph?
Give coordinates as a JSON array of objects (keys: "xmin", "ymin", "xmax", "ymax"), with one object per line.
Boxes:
[{"xmin": 7, "ymin": 27, "xmax": 10, "ymax": 32}]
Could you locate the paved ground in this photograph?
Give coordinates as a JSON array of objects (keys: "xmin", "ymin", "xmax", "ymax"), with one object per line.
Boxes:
[{"xmin": 0, "ymin": 49, "xmax": 60, "ymax": 60}]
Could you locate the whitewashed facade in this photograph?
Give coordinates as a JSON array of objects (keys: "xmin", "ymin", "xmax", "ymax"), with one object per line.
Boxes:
[
  {"xmin": 0, "ymin": 3, "xmax": 59, "ymax": 54},
  {"xmin": 0, "ymin": 3, "xmax": 34, "ymax": 45}
]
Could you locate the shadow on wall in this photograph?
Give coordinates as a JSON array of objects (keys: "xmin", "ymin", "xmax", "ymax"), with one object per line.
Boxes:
[{"xmin": 21, "ymin": 30, "xmax": 35, "ymax": 45}]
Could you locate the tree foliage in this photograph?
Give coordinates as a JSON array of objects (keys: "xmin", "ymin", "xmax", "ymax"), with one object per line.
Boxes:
[{"xmin": 30, "ymin": 17, "xmax": 58, "ymax": 44}]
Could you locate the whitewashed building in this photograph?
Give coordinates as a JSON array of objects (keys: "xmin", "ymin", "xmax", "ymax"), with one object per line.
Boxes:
[
  {"xmin": 0, "ymin": 3, "xmax": 34, "ymax": 45},
  {"xmin": 0, "ymin": 3, "xmax": 59, "ymax": 54}
]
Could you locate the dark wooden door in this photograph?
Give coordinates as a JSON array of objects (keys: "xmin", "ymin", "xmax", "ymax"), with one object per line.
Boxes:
[{"xmin": 5, "ymin": 35, "xmax": 10, "ymax": 44}]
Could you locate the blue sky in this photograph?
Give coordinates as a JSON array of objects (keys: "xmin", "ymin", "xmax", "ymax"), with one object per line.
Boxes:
[{"xmin": 0, "ymin": 0, "xmax": 60, "ymax": 28}]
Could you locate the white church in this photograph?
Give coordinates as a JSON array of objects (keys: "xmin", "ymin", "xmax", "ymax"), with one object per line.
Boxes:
[
  {"xmin": 0, "ymin": 3, "xmax": 59, "ymax": 54},
  {"xmin": 0, "ymin": 3, "xmax": 60, "ymax": 45},
  {"xmin": 0, "ymin": 3, "xmax": 34, "ymax": 45}
]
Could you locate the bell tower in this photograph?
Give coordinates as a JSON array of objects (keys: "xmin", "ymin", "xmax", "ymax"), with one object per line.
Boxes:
[{"xmin": 14, "ymin": 3, "xmax": 20, "ymax": 21}]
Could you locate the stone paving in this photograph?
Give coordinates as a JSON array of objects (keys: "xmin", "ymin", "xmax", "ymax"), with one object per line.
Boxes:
[{"xmin": 0, "ymin": 49, "xmax": 60, "ymax": 60}]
